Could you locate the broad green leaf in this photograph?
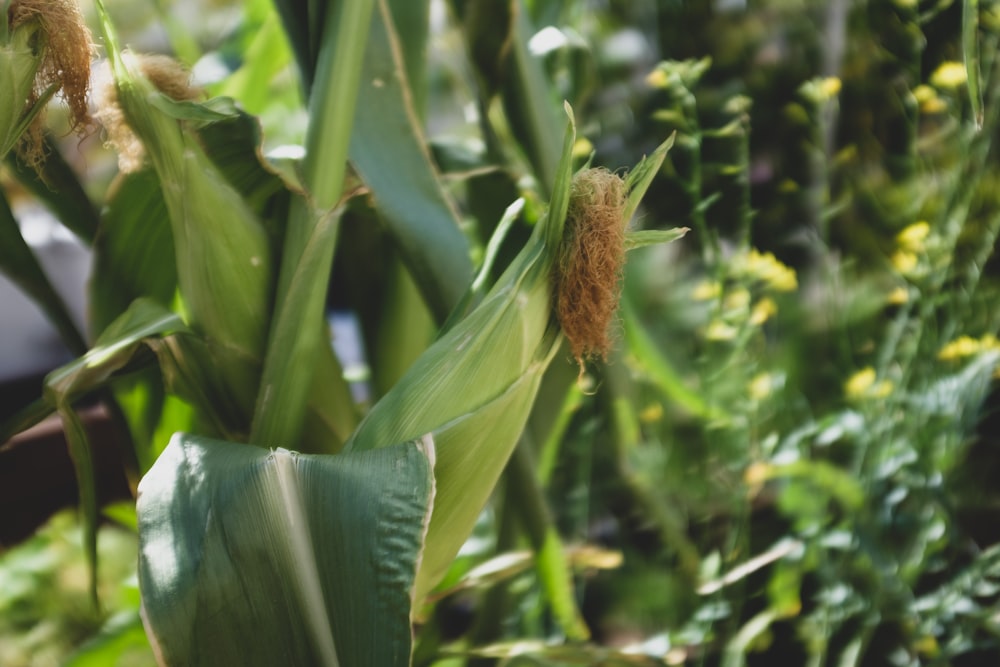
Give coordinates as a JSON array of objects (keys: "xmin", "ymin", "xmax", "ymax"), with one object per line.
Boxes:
[
  {"xmin": 386, "ymin": 0, "xmax": 429, "ymax": 118},
  {"xmin": 212, "ymin": 0, "xmax": 295, "ymax": 115},
  {"xmin": 97, "ymin": 2, "xmax": 274, "ymax": 362},
  {"xmin": 503, "ymin": 1, "xmax": 565, "ymax": 195},
  {"xmin": 0, "ymin": 189, "xmax": 87, "ymax": 355},
  {"xmin": 137, "ymin": 432, "xmax": 435, "ymax": 667},
  {"xmin": 349, "ymin": 0, "xmax": 473, "ymax": 323}
]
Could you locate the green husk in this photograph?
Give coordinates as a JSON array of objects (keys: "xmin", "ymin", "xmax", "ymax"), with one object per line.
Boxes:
[
  {"xmin": 0, "ymin": 18, "xmax": 45, "ymax": 158},
  {"xmin": 96, "ymin": 6, "xmax": 274, "ymax": 430}
]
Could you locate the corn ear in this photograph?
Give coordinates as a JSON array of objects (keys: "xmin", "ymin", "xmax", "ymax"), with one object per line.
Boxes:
[
  {"xmin": 347, "ymin": 107, "xmax": 579, "ymax": 601},
  {"xmin": 348, "ymin": 104, "xmax": 677, "ymax": 601},
  {"xmin": 96, "ymin": 3, "xmax": 272, "ymax": 426}
]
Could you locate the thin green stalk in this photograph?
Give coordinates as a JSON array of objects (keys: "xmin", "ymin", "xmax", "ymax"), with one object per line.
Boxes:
[
  {"xmin": 507, "ymin": 438, "xmax": 590, "ymax": 640},
  {"xmin": 251, "ymin": 0, "xmax": 375, "ymax": 447}
]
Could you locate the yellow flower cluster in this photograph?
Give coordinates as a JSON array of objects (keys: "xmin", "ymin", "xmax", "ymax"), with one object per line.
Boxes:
[
  {"xmin": 738, "ymin": 249, "xmax": 798, "ymax": 292},
  {"xmin": 891, "ymin": 221, "xmax": 932, "ymax": 277},
  {"xmin": 913, "ymin": 85, "xmax": 947, "ymax": 114},
  {"xmin": 844, "ymin": 367, "xmax": 894, "ymax": 400},
  {"xmin": 938, "ymin": 334, "xmax": 1000, "ymax": 361},
  {"xmin": 694, "ymin": 249, "xmax": 796, "ymax": 342},
  {"xmin": 930, "ymin": 61, "xmax": 968, "ymax": 89}
]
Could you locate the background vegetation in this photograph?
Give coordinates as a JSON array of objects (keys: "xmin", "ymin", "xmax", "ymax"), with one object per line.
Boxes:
[{"xmin": 2, "ymin": 0, "xmax": 1000, "ymax": 665}]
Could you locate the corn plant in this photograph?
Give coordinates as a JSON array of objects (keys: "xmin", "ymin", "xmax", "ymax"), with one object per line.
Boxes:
[{"xmin": 0, "ymin": 0, "xmax": 682, "ymax": 664}]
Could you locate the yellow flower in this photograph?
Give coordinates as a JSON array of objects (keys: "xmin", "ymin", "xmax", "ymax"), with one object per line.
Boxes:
[
  {"xmin": 892, "ymin": 250, "xmax": 918, "ymax": 275},
  {"xmin": 913, "ymin": 85, "xmax": 947, "ymax": 114},
  {"xmin": 931, "ymin": 61, "xmax": 968, "ymax": 89},
  {"xmin": 744, "ymin": 461, "xmax": 772, "ymax": 487},
  {"xmin": 646, "ymin": 67, "xmax": 669, "ymax": 89},
  {"xmin": 749, "ymin": 297, "xmax": 777, "ymax": 326},
  {"xmin": 938, "ymin": 336, "xmax": 981, "ymax": 360},
  {"xmin": 938, "ymin": 334, "xmax": 1000, "ymax": 361},
  {"xmin": 692, "ymin": 280, "xmax": 721, "ymax": 300},
  {"xmin": 639, "ymin": 402, "xmax": 663, "ymax": 423},
  {"xmin": 705, "ymin": 320, "xmax": 738, "ymax": 341},
  {"xmin": 749, "ymin": 372, "xmax": 773, "ymax": 400},
  {"xmin": 572, "ymin": 137, "xmax": 594, "ymax": 159},
  {"xmin": 845, "ymin": 367, "xmax": 876, "ymax": 397},
  {"xmin": 742, "ymin": 249, "xmax": 798, "ymax": 292},
  {"xmin": 845, "ymin": 367, "xmax": 893, "ymax": 399},
  {"xmin": 724, "ymin": 287, "xmax": 751, "ymax": 311},
  {"xmin": 896, "ymin": 221, "xmax": 931, "ymax": 251},
  {"xmin": 887, "ymin": 286, "xmax": 909, "ymax": 305},
  {"xmin": 820, "ymin": 77, "xmax": 842, "ymax": 100}
]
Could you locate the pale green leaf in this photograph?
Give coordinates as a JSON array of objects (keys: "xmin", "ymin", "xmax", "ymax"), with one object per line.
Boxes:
[{"xmin": 624, "ymin": 227, "xmax": 690, "ymax": 251}]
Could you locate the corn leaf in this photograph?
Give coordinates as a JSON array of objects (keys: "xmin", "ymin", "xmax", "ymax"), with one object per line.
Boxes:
[
  {"xmin": 250, "ymin": 0, "xmax": 375, "ymax": 447},
  {"xmin": 40, "ymin": 299, "xmax": 188, "ymax": 603},
  {"xmin": 137, "ymin": 432, "xmax": 435, "ymax": 667},
  {"xmin": 4, "ymin": 135, "xmax": 100, "ymax": 244},
  {"xmin": 0, "ymin": 189, "xmax": 87, "ymax": 355},
  {"xmin": 349, "ymin": 0, "xmax": 473, "ymax": 322}
]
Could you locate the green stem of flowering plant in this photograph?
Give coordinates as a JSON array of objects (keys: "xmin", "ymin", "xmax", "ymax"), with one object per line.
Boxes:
[{"xmin": 251, "ymin": 0, "xmax": 376, "ymax": 447}]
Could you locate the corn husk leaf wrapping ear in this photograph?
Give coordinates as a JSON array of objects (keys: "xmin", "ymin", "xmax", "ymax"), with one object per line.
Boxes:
[
  {"xmin": 346, "ymin": 106, "xmax": 578, "ymax": 602},
  {"xmin": 136, "ymin": 432, "xmax": 435, "ymax": 667},
  {"xmin": 347, "ymin": 106, "xmax": 677, "ymax": 601},
  {"xmin": 96, "ymin": 1, "xmax": 272, "ymax": 374}
]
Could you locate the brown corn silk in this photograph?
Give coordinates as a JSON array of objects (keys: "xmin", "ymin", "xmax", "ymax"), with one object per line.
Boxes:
[
  {"xmin": 95, "ymin": 54, "xmax": 202, "ymax": 173},
  {"xmin": 8, "ymin": 0, "xmax": 93, "ymax": 168},
  {"xmin": 555, "ymin": 168, "xmax": 628, "ymax": 368}
]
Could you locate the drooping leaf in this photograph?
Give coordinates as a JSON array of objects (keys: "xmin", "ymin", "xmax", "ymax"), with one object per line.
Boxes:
[
  {"xmin": 137, "ymin": 432, "xmax": 435, "ymax": 667},
  {"xmin": 0, "ymin": 189, "xmax": 87, "ymax": 355},
  {"xmin": 5, "ymin": 134, "xmax": 100, "ymax": 244},
  {"xmin": 41, "ymin": 298, "xmax": 188, "ymax": 603}
]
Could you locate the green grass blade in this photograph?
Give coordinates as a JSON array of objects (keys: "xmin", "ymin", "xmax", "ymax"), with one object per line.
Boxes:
[{"xmin": 963, "ymin": 0, "xmax": 983, "ymax": 128}]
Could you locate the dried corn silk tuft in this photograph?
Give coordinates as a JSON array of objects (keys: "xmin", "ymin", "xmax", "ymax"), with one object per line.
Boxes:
[
  {"xmin": 8, "ymin": 0, "xmax": 94, "ymax": 167},
  {"xmin": 555, "ymin": 168, "xmax": 628, "ymax": 369},
  {"xmin": 95, "ymin": 54, "xmax": 202, "ymax": 173}
]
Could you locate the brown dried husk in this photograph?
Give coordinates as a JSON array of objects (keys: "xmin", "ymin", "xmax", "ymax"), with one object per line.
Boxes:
[
  {"xmin": 94, "ymin": 54, "xmax": 203, "ymax": 173},
  {"xmin": 9, "ymin": 0, "xmax": 94, "ymax": 168},
  {"xmin": 555, "ymin": 168, "xmax": 628, "ymax": 369}
]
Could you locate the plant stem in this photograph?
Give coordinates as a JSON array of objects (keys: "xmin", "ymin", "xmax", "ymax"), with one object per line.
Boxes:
[{"xmin": 251, "ymin": 0, "xmax": 376, "ymax": 447}]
